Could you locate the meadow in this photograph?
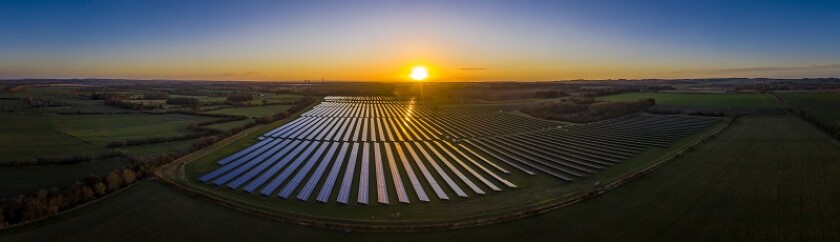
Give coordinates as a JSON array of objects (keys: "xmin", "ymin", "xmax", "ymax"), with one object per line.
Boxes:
[
  {"xmin": 4, "ymin": 116, "xmax": 838, "ymax": 241},
  {"xmin": 598, "ymin": 92, "xmax": 781, "ymax": 114}
]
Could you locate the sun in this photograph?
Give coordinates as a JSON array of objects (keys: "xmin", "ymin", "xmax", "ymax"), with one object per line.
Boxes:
[{"xmin": 409, "ymin": 66, "xmax": 429, "ymax": 81}]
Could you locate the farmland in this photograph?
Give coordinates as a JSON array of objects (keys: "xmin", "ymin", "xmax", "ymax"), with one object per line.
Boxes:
[
  {"xmin": 1, "ymin": 80, "xmax": 839, "ymax": 241},
  {"xmin": 778, "ymin": 93, "xmax": 840, "ymax": 125},
  {"xmin": 0, "ymin": 158, "xmax": 129, "ymax": 197},
  {"xmin": 598, "ymin": 92, "xmax": 781, "ymax": 114},
  {"xmin": 3, "ymin": 115, "xmax": 838, "ymax": 241},
  {"xmin": 0, "ymin": 114, "xmax": 218, "ymax": 160},
  {"xmin": 0, "ymin": 81, "xmax": 305, "ymax": 199},
  {"xmin": 208, "ymin": 105, "xmax": 294, "ymax": 118}
]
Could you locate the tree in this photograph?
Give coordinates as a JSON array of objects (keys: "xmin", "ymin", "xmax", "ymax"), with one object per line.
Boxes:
[
  {"xmin": 187, "ymin": 121, "xmax": 200, "ymax": 130},
  {"xmin": 258, "ymin": 115, "xmax": 274, "ymax": 123},
  {"xmin": 122, "ymin": 169, "xmax": 136, "ymax": 185},
  {"xmin": 227, "ymin": 93, "xmax": 253, "ymax": 102},
  {"xmin": 83, "ymin": 174, "xmax": 100, "ymax": 186},
  {"xmin": 93, "ymin": 182, "xmax": 106, "ymax": 196},
  {"xmin": 47, "ymin": 194, "xmax": 63, "ymax": 215},
  {"xmin": 0, "ymin": 206, "xmax": 6, "ymax": 228},
  {"xmin": 105, "ymin": 170, "xmax": 122, "ymax": 191},
  {"xmin": 81, "ymin": 186, "xmax": 95, "ymax": 201}
]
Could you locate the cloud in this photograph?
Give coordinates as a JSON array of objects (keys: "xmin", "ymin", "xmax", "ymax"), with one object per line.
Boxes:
[
  {"xmin": 212, "ymin": 71, "xmax": 259, "ymax": 77},
  {"xmin": 674, "ymin": 63, "xmax": 840, "ymax": 75},
  {"xmin": 459, "ymin": 67, "xmax": 488, "ymax": 71}
]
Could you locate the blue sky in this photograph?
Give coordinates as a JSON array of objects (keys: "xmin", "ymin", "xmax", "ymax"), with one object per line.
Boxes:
[{"xmin": 1, "ymin": 0, "xmax": 839, "ymax": 80}]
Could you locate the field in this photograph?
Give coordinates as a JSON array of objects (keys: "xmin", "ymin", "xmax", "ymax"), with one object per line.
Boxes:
[
  {"xmin": 598, "ymin": 92, "xmax": 781, "ymax": 114},
  {"xmin": 0, "ymin": 158, "xmax": 129, "ymax": 197},
  {"xmin": 778, "ymin": 93, "xmax": 840, "ymax": 126},
  {"xmin": 206, "ymin": 119, "xmax": 255, "ymax": 131},
  {"xmin": 4, "ymin": 116, "xmax": 838, "ymax": 241},
  {"xmin": 0, "ymin": 114, "xmax": 219, "ymax": 160},
  {"xmin": 207, "ymin": 105, "xmax": 293, "ymax": 118},
  {"xmin": 120, "ymin": 139, "xmax": 200, "ymax": 157}
]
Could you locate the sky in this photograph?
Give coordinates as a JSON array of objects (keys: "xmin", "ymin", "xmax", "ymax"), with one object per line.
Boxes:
[{"xmin": 1, "ymin": 0, "xmax": 839, "ymax": 81}]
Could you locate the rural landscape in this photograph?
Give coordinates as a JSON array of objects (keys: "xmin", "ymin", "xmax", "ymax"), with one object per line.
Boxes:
[{"xmin": 2, "ymin": 1, "xmax": 840, "ymax": 241}]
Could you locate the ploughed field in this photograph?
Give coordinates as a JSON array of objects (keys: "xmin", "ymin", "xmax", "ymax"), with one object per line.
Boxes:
[{"xmin": 199, "ymin": 96, "xmax": 719, "ymax": 205}]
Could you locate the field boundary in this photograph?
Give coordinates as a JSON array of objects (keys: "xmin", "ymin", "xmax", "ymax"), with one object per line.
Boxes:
[{"xmin": 153, "ymin": 113, "xmax": 734, "ymax": 232}]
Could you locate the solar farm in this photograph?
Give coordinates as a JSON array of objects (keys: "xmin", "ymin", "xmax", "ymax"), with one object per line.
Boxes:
[{"xmin": 198, "ymin": 96, "xmax": 720, "ymax": 205}]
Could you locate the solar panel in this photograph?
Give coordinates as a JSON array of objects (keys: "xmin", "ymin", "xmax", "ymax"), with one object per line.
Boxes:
[
  {"xmin": 394, "ymin": 143, "xmax": 428, "ymax": 202},
  {"xmin": 297, "ymin": 142, "xmax": 340, "ymax": 201},
  {"xmin": 316, "ymin": 142, "xmax": 350, "ymax": 203},
  {"xmin": 384, "ymin": 143, "xmax": 409, "ymax": 203},
  {"xmin": 357, "ymin": 142, "xmax": 370, "ymax": 204},
  {"xmin": 228, "ymin": 140, "xmax": 304, "ymax": 189},
  {"xmin": 259, "ymin": 141, "xmax": 319, "ymax": 195},
  {"xmin": 242, "ymin": 140, "xmax": 311, "ymax": 192},
  {"xmin": 279, "ymin": 142, "xmax": 331, "ymax": 198},
  {"xmin": 337, "ymin": 143, "xmax": 360, "ymax": 204}
]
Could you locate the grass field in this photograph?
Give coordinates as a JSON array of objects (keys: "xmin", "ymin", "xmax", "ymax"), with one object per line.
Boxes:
[
  {"xmin": 205, "ymin": 119, "xmax": 255, "ymax": 131},
  {"xmin": 55, "ymin": 114, "xmax": 218, "ymax": 145},
  {"xmin": 3, "ymin": 115, "xmax": 838, "ymax": 241},
  {"xmin": 778, "ymin": 93, "xmax": 840, "ymax": 126},
  {"xmin": 0, "ymin": 158, "xmax": 129, "ymax": 197},
  {"xmin": 207, "ymin": 105, "xmax": 292, "ymax": 118},
  {"xmin": 599, "ymin": 92, "xmax": 781, "ymax": 113},
  {"xmin": 8, "ymin": 87, "xmax": 134, "ymax": 113},
  {"xmin": 0, "ymin": 115, "xmax": 105, "ymax": 160},
  {"xmin": 0, "ymin": 114, "xmax": 219, "ymax": 160},
  {"xmin": 120, "ymin": 139, "xmax": 199, "ymax": 157}
]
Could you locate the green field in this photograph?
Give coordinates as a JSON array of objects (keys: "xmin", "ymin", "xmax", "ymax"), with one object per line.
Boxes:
[
  {"xmin": 0, "ymin": 114, "xmax": 219, "ymax": 160},
  {"xmin": 778, "ymin": 93, "xmax": 840, "ymax": 126},
  {"xmin": 5, "ymin": 87, "xmax": 133, "ymax": 113},
  {"xmin": 599, "ymin": 92, "xmax": 781, "ymax": 113},
  {"xmin": 3, "ymin": 116, "xmax": 838, "ymax": 241},
  {"xmin": 207, "ymin": 105, "xmax": 292, "ymax": 118},
  {"xmin": 55, "ymin": 114, "xmax": 218, "ymax": 145},
  {"xmin": 0, "ymin": 158, "xmax": 128, "ymax": 197},
  {"xmin": 0, "ymin": 115, "xmax": 105, "ymax": 160},
  {"xmin": 205, "ymin": 119, "xmax": 255, "ymax": 131},
  {"xmin": 119, "ymin": 139, "xmax": 199, "ymax": 157}
]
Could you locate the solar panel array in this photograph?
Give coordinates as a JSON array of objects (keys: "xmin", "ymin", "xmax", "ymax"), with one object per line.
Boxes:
[{"xmin": 201, "ymin": 96, "xmax": 719, "ymax": 205}]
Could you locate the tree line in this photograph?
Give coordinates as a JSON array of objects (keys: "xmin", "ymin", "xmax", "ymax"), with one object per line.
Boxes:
[
  {"xmin": 255, "ymin": 96, "xmax": 318, "ymax": 124},
  {"xmin": 0, "ymin": 158, "xmax": 153, "ymax": 228},
  {"xmin": 0, "ymin": 150, "xmax": 128, "ymax": 167},
  {"xmin": 794, "ymin": 110, "xmax": 840, "ymax": 139},
  {"xmin": 522, "ymin": 98, "xmax": 655, "ymax": 123}
]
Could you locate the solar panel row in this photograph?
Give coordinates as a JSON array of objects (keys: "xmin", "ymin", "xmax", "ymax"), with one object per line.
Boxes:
[{"xmin": 201, "ymin": 97, "xmax": 719, "ymax": 205}]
